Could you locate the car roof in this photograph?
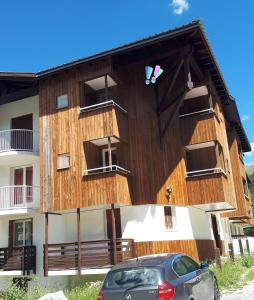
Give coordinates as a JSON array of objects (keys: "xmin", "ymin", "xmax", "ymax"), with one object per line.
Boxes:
[{"xmin": 110, "ymin": 253, "xmax": 182, "ymax": 271}]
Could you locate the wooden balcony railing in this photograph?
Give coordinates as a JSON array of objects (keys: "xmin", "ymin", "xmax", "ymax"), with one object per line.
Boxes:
[
  {"xmin": 0, "ymin": 246, "xmax": 36, "ymax": 275},
  {"xmin": 83, "ymin": 165, "xmax": 131, "ymax": 176},
  {"xmin": 0, "ymin": 129, "xmax": 39, "ymax": 153},
  {"xmin": 0, "ymin": 185, "xmax": 40, "ymax": 210},
  {"xmin": 44, "ymin": 239, "xmax": 134, "ymax": 273}
]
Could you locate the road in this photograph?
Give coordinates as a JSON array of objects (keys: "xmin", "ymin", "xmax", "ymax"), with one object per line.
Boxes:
[{"xmin": 221, "ymin": 280, "xmax": 254, "ymax": 300}]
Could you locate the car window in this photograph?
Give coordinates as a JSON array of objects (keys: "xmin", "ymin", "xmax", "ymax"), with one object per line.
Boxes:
[
  {"xmin": 173, "ymin": 258, "xmax": 189, "ymax": 276},
  {"xmin": 104, "ymin": 267, "xmax": 161, "ymax": 289},
  {"xmin": 181, "ymin": 256, "xmax": 200, "ymax": 273}
]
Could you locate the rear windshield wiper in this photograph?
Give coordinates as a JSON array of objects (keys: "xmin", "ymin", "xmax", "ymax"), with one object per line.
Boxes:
[{"xmin": 124, "ymin": 283, "xmax": 155, "ymax": 292}]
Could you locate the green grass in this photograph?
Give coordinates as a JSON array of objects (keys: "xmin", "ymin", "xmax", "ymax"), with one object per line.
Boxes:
[{"xmin": 210, "ymin": 254, "xmax": 254, "ymax": 292}]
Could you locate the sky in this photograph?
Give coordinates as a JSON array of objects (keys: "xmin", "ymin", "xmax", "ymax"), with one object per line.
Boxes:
[{"xmin": 0, "ymin": 0, "xmax": 253, "ymax": 164}]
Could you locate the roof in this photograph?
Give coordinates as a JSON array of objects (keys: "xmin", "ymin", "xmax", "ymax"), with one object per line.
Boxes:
[
  {"xmin": 110, "ymin": 254, "xmax": 179, "ymax": 271},
  {"xmin": 0, "ymin": 20, "xmax": 251, "ymax": 152}
]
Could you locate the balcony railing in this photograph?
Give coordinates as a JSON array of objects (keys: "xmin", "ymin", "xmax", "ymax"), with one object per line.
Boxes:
[
  {"xmin": 84, "ymin": 165, "xmax": 131, "ymax": 176},
  {"xmin": 0, "ymin": 129, "xmax": 39, "ymax": 153},
  {"xmin": 0, "ymin": 186, "xmax": 39, "ymax": 210},
  {"xmin": 186, "ymin": 167, "xmax": 226, "ymax": 178},
  {"xmin": 80, "ymin": 100, "xmax": 127, "ymax": 114},
  {"xmin": 0, "ymin": 246, "xmax": 36, "ymax": 275},
  {"xmin": 44, "ymin": 239, "xmax": 134, "ymax": 273}
]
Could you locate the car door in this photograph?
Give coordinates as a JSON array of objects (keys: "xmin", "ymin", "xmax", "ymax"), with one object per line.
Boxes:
[
  {"xmin": 181, "ymin": 256, "xmax": 212, "ymax": 300},
  {"xmin": 171, "ymin": 256, "xmax": 202, "ymax": 300}
]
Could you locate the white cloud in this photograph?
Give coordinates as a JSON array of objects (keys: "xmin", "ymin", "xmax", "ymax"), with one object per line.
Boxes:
[
  {"xmin": 242, "ymin": 114, "xmax": 250, "ymax": 121},
  {"xmin": 171, "ymin": 0, "xmax": 189, "ymax": 15},
  {"xmin": 245, "ymin": 143, "xmax": 254, "ymax": 156}
]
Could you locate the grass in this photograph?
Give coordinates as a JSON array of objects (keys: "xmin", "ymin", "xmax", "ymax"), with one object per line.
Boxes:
[{"xmin": 210, "ymin": 254, "xmax": 254, "ymax": 292}]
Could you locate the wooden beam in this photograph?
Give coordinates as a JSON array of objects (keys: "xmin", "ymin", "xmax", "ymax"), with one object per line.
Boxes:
[
  {"xmin": 108, "ymin": 137, "xmax": 112, "ymax": 171},
  {"xmin": 105, "ymin": 75, "xmax": 109, "ymax": 101},
  {"xmin": 184, "ymin": 54, "xmax": 193, "ymax": 90},
  {"xmin": 111, "ymin": 204, "xmax": 117, "ymax": 265},
  {"xmin": 189, "ymin": 55, "xmax": 204, "ymax": 82},
  {"xmin": 44, "ymin": 212, "xmax": 49, "ymax": 277},
  {"xmin": 77, "ymin": 208, "xmax": 81, "ymax": 275},
  {"xmin": 160, "ymin": 89, "xmax": 187, "ymax": 139}
]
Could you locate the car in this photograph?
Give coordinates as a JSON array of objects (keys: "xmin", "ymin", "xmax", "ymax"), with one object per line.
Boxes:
[{"xmin": 97, "ymin": 253, "xmax": 220, "ymax": 300}]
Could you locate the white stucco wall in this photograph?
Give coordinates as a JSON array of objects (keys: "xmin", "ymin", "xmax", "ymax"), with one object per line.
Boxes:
[{"xmin": 0, "ymin": 96, "xmax": 39, "ymax": 132}]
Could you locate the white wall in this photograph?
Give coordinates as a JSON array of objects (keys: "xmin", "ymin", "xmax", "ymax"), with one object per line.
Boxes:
[
  {"xmin": 121, "ymin": 205, "xmax": 214, "ymax": 242},
  {"xmin": 0, "ymin": 96, "xmax": 39, "ymax": 132}
]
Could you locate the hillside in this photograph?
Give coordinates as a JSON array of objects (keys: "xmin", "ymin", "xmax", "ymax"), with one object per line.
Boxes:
[{"xmin": 246, "ymin": 165, "xmax": 254, "ymax": 176}]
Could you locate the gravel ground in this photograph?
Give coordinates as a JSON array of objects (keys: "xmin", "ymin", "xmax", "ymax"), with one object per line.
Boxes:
[{"xmin": 221, "ymin": 280, "xmax": 254, "ymax": 300}]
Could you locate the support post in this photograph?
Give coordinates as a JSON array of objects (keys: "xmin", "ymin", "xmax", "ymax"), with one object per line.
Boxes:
[
  {"xmin": 105, "ymin": 75, "xmax": 109, "ymax": 101},
  {"xmin": 44, "ymin": 212, "xmax": 49, "ymax": 277},
  {"xmin": 214, "ymin": 248, "xmax": 222, "ymax": 269},
  {"xmin": 238, "ymin": 239, "xmax": 244, "ymax": 256},
  {"xmin": 111, "ymin": 204, "xmax": 117, "ymax": 265},
  {"xmin": 108, "ymin": 137, "xmax": 112, "ymax": 171},
  {"xmin": 246, "ymin": 239, "xmax": 250, "ymax": 255},
  {"xmin": 228, "ymin": 243, "xmax": 235, "ymax": 261},
  {"xmin": 77, "ymin": 208, "xmax": 81, "ymax": 275}
]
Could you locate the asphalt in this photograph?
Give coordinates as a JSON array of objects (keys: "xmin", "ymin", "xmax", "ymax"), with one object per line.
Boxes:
[{"xmin": 221, "ymin": 280, "xmax": 254, "ymax": 300}]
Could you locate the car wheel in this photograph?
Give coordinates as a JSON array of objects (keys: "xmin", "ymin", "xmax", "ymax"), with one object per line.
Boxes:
[{"xmin": 214, "ymin": 280, "xmax": 220, "ymax": 300}]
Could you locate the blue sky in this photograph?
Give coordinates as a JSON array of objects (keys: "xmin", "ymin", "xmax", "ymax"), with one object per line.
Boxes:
[{"xmin": 0, "ymin": 0, "xmax": 253, "ymax": 164}]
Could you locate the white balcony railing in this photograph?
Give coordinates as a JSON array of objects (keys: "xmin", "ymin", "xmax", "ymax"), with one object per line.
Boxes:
[
  {"xmin": 0, "ymin": 186, "xmax": 39, "ymax": 210},
  {"xmin": 0, "ymin": 129, "xmax": 39, "ymax": 153}
]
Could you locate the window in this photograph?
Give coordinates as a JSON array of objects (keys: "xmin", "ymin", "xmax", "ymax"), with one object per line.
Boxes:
[
  {"xmin": 173, "ymin": 258, "xmax": 189, "ymax": 276},
  {"xmin": 13, "ymin": 166, "xmax": 33, "ymax": 204},
  {"xmin": 57, "ymin": 153, "xmax": 70, "ymax": 170},
  {"xmin": 164, "ymin": 206, "xmax": 173, "ymax": 230},
  {"xmin": 13, "ymin": 219, "xmax": 32, "ymax": 247},
  {"xmin": 181, "ymin": 256, "xmax": 199, "ymax": 273},
  {"xmin": 102, "ymin": 148, "xmax": 117, "ymax": 167},
  {"xmin": 56, "ymin": 94, "xmax": 69, "ymax": 109}
]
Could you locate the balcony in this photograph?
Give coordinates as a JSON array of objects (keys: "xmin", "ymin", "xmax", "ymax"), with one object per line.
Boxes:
[
  {"xmin": 44, "ymin": 239, "xmax": 134, "ymax": 276},
  {"xmin": 0, "ymin": 129, "xmax": 39, "ymax": 165},
  {"xmin": 179, "ymin": 85, "xmax": 221, "ymax": 146},
  {"xmin": 185, "ymin": 141, "xmax": 236, "ymax": 211},
  {"xmin": 0, "ymin": 246, "xmax": 36, "ymax": 275},
  {"xmin": 0, "ymin": 186, "xmax": 39, "ymax": 214},
  {"xmin": 82, "ymin": 136, "xmax": 132, "ymax": 206}
]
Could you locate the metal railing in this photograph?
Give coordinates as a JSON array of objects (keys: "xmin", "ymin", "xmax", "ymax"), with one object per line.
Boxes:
[
  {"xmin": 186, "ymin": 167, "xmax": 226, "ymax": 178},
  {"xmin": 83, "ymin": 165, "xmax": 131, "ymax": 176},
  {"xmin": 80, "ymin": 100, "xmax": 127, "ymax": 114},
  {"xmin": 0, "ymin": 186, "xmax": 40, "ymax": 210},
  {"xmin": 0, "ymin": 129, "xmax": 39, "ymax": 153}
]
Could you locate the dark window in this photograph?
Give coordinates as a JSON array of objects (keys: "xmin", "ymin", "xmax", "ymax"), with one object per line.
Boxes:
[
  {"xmin": 164, "ymin": 207, "xmax": 173, "ymax": 230},
  {"xmin": 173, "ymin": 258, "xmax": 189, "ymax": 276},
  {"xmin": 181, "ymin": 256, "xmax": 199, "ymax": 273}
]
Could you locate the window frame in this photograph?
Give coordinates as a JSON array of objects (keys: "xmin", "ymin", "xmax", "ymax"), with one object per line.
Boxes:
[
  {"xmin": 56, "ymin": 94, "xmax": 69, "ymax": 110},
  {"xmin": 13, "ymin": 218, "xmax": 33, "ymax": 247},
  {"xmin": 57, "ymin": 153, "xmax": 71, "ymax": 170}
]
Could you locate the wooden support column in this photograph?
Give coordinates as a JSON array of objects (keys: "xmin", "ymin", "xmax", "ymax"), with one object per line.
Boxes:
[
  {"xmin": 228, "ymin": 243, "xmax": 235, "ymax": 261},
  {"xmin": 44, "ymin": 212, "xmax": 49, "ymax": 277},
  {"xmin": 238, "ymin": 239, "xmax": 244, "ymax": 256},
  {"xmin": 246, "ymin": 239, "xmax": 250, "ymax": 255},
  {"xmin": 214, "ymin": 248, "xmax": 222, "ymax": 269},
  {"xmin": 77, "ymin": 208, "xmax": 81, "ymax": 275},
  {"xmin": 215, "ymin": 143, "xmax": 221, "ymax": 168},
  {"xmin": 105, "ymin": 75, "xmax": 109, "ymax": 101},
  {"xmin": 111, "ymin": 204, "xmax": 117, "ymax": 265},
  {"xmin": 108, "ymin": 137, "xmax": 112, "ymax": 171}
]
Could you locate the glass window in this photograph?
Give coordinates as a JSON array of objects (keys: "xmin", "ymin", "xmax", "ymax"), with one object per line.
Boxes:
[
  {"xmin": 173, "ymin": 258, "xmax": 189, "ymax": 276},
  {"xmin": 181, "ymin": 256, "xmax": 199, "ymax": 273},
  {"xmin": 13, "ymin": 219, "xmax": 32, "ymax": 247},
  {"xmin": 57, "ymin": 154, "xmax": 70, "ymax": 170},
  {"xmin": 164, "ymin": 207, "xmax": 173, "ymax": 230},
  {"xmin": 56, "ymin": 94, "xmax": 69, "ymax": 109},
  {"xmin": 104, "ymin": 267, "xmax": 161, "ymax": 289}
]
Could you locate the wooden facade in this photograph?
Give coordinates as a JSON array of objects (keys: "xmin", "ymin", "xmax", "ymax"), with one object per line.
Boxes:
[{"xmin": 38, "ymin": 26, "xmax": 245, "ymax": 212}]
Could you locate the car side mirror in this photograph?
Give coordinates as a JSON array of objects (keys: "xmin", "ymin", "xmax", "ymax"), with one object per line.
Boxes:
[{"xmin": 200, "ymin": 262, "xmax": 209, "ymax": 269}]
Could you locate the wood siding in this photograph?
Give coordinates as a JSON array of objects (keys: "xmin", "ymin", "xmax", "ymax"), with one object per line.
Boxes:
[
  {"xmin": 134, "ymin": 240, "xmax": 225, "ymax": 261},
  {"xmin": 222, "ymin": 129, "xmax": 252, "ymax": 219},
  {"xmin": 40, "ymin": 50, "xmax": 237, "ymax": 212}
]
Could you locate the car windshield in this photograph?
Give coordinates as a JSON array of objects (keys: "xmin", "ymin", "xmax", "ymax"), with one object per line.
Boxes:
[{"xmin": 104, "ymin": 267, "xmax": 162, "ymax": 290}]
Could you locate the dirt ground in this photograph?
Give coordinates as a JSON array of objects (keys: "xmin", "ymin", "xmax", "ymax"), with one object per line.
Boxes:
[{"xmin": 221, "ymin": 280, "xmax": 254, "ymax": 300}]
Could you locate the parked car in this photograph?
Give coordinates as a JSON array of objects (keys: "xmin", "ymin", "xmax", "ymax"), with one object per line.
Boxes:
[{"xmin": 98, "ymin": 253, "xmax": 220, "ymax": 300}]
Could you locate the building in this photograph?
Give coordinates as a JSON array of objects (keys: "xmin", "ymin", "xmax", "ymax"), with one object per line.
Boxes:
[{"xmin": 0, "ymin": 20, "xmax": 253, "ymax": 289}]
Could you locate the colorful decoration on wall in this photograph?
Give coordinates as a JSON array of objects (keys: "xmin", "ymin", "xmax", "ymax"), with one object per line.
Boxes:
[{"xmin": 145, "ymin": 65, "xmax": 164, "ymax": 85}]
